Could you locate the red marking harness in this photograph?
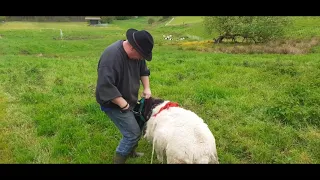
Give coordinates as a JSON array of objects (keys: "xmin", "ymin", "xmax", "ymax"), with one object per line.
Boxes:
[{"xmin": 152, "ymin": 102, "xmax": 179, "ymax": 117}]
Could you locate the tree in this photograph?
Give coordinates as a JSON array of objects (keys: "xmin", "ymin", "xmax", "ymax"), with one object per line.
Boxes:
[{"xmin": 203, "ymin": 16, "xmax": 291, "ymax": 43}]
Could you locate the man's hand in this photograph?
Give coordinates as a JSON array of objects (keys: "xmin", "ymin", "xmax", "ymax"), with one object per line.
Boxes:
[{"xmin": 142, "ymin": 88, "xmax": 152, "ymax": 99}]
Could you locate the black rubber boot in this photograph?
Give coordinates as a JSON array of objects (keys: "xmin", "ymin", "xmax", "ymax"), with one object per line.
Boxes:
[
  {"xmin": 113, "ymin": 153, "xmax": 127, "ymax": 164},
  {"xmin": 129, "ymin": 144, "xmax": 144, "ymax": 158}
]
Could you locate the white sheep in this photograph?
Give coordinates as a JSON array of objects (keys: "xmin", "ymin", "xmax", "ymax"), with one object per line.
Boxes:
[{"xmin": 142, "ymin": 98, "xmax": 219, "ymax": 164}]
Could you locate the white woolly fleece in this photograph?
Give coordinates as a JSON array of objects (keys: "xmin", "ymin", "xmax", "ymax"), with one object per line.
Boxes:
[{"xmin": 144, "ymin": 101, "xmax": 219, "ymax": 164}]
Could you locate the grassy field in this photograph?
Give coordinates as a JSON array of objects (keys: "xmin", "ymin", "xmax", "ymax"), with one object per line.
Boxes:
[
  {"xmin": 167, "ymin": 16, "xmax": 204, "ymax": 26},
  {"xmin": 0, "ymin": 16, "xmax": 319, "ymax": 164}
]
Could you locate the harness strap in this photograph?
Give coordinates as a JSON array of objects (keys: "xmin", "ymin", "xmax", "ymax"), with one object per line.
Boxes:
[
  {"xmin": 138, "ymin": 98, "xmax": 146, "ymax": 122},
  {"xmin": 139, "ymin": 98, "xmax": 145, "ymax": 114},
  {"xmin": 132, "ymin": 98, "xmax": 146, "ymax": 131}
]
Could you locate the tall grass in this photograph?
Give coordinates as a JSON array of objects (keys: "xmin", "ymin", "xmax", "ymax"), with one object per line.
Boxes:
[{"xmin": 0, "ymin": 17, "xmax": 319, "ymax": 164}]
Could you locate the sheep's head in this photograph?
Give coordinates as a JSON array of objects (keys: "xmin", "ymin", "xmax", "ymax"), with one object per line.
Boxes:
[{"xmin": 143, "ymin": 97, "xmax": 164, "ymax": 121}]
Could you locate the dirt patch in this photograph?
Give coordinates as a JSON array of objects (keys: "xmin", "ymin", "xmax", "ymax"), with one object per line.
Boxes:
[
  {"xmin": 20, "ymin": 49, "xmax": 31, "ymax": 55},
  {"xmin": 34, "ymin": 53, "xmax": 59, "ymax": 58},
  {"xmin": 175, "ymin": 37, "xmax": 320, "ymax": 54}
]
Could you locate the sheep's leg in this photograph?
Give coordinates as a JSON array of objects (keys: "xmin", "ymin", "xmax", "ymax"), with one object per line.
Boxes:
[
  {"xmin": 150, "ymin": 138, "xmax": 155, "ymax": 164},
  {"xmin": 151, "ymin": 135, "xmax": 165, "ymax": 164},
  {"xmin": 155, "ymin": 146, "xmax": 165, "ymax": 163},
  {"xmin": 209, "ymin": 153, "xmax": 219, "ymax": 164}
]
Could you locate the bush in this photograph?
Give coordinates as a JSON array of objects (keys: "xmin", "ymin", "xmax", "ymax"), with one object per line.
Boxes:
[
  {"xmin": 57, "ymin": 18, "xmax": 70, "ymax": 22},
  {"xmin": 115, "ymin": 16, "xmax": 132, "ymax": 20},
  {"xmin": 101, "ymin": 16, "xmax": 114, "ymax": 23},
  {"xmin": 35, "ymin": 16, "xmax": 47, "ymax": 22},
  {"xmin": 0, "ymin": 16, "xmax": 6, "ymax": 22},
  {"xmin": 158, "ymin": 16, "xmax": 172, "ymax": 22},
  {"xmin": 148, "ymin": 18, "xmax": 155, "ymax": 24}
]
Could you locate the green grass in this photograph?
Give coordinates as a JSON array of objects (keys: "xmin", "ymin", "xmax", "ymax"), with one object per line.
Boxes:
[
  {"xmin": 283, "ymin": 16, "xmax": 320, "ymax": 39},
  {"xmin": 0, "ymin": 17, "xmax": 320, "ymax": 164},
  {"xmin": 168, "ymin": 16, "xmax": 204, "ymax": 26}
]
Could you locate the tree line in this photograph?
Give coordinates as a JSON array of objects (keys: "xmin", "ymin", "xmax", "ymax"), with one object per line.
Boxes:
[
  {"xmin": 2, "ymin": 16, "xmax": 86, "ymax": 22},
  {"xmin": 1, "ymin": 16, "xmax": 142, "ymax": 22}
]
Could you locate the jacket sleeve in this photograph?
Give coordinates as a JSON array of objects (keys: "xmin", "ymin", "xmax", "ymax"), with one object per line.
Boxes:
[
  {"xmin": 96, "ymin": 64, "xmax": 122, "ymax": 104},
  {"xmin": 140, "ymin": 60, "xmax": 150, "ymax": 76}
]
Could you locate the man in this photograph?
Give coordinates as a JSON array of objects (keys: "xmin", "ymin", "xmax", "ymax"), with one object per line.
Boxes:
[{"xmin": 95, "ymin": 28, "xmax": 154, "ymax": 164}]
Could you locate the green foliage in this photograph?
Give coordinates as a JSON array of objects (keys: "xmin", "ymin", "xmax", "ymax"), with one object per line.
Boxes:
[
  {"xmin": 148, "ymin": 18, "xmax": 155, "ymax": 24},
  {"xmin": 0, "ymin": 16, "xmax": 5, "ymax": 22},
  {"xmin": 4, "ymin": 16, "xmax": 82, "ymax": 22},
  {"xmin": 158, "ymin": 16, "xmax": 172, "ymax": 22},
  {"xmin": 100, "ymin": 16, "xmax": 114, "ymax": 24},
  {"xmin": 204, "ymin": 16, "xmax": 291, "ymax": 42},
  {"xmin": 114, "ymin": 16, "xmax": 132, "ymax": 20}
]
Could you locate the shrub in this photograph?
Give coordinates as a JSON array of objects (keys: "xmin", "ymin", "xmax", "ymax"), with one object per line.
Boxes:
[
  {"xmin": 148, "ymin": 18, "xmax": 155, "ymax": 24},
  {"xmin": 115, "ymin": 16, "xmax": 132, "ymax": 20},
  {"xmin": 0, "ymin": 16, "xmax": 6, "ymax": 22},
  {"xmin": 101, "ymin": 16, "xmax": 114, "ymax": 23}
]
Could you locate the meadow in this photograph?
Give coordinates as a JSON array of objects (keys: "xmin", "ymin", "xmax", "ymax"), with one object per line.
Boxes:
[{"xmin": 0, "ymin": 16, "xmax": 319, "ymax": 164}]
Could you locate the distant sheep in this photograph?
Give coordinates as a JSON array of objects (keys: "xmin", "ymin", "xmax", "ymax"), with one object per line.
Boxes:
[
  {"xmin": 163, "ymin": 34, "xmax": 173, "ymax": 40},
  {"xmin": 162, "ymin": 34, "xmax": 185, "ymax": 41}
]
